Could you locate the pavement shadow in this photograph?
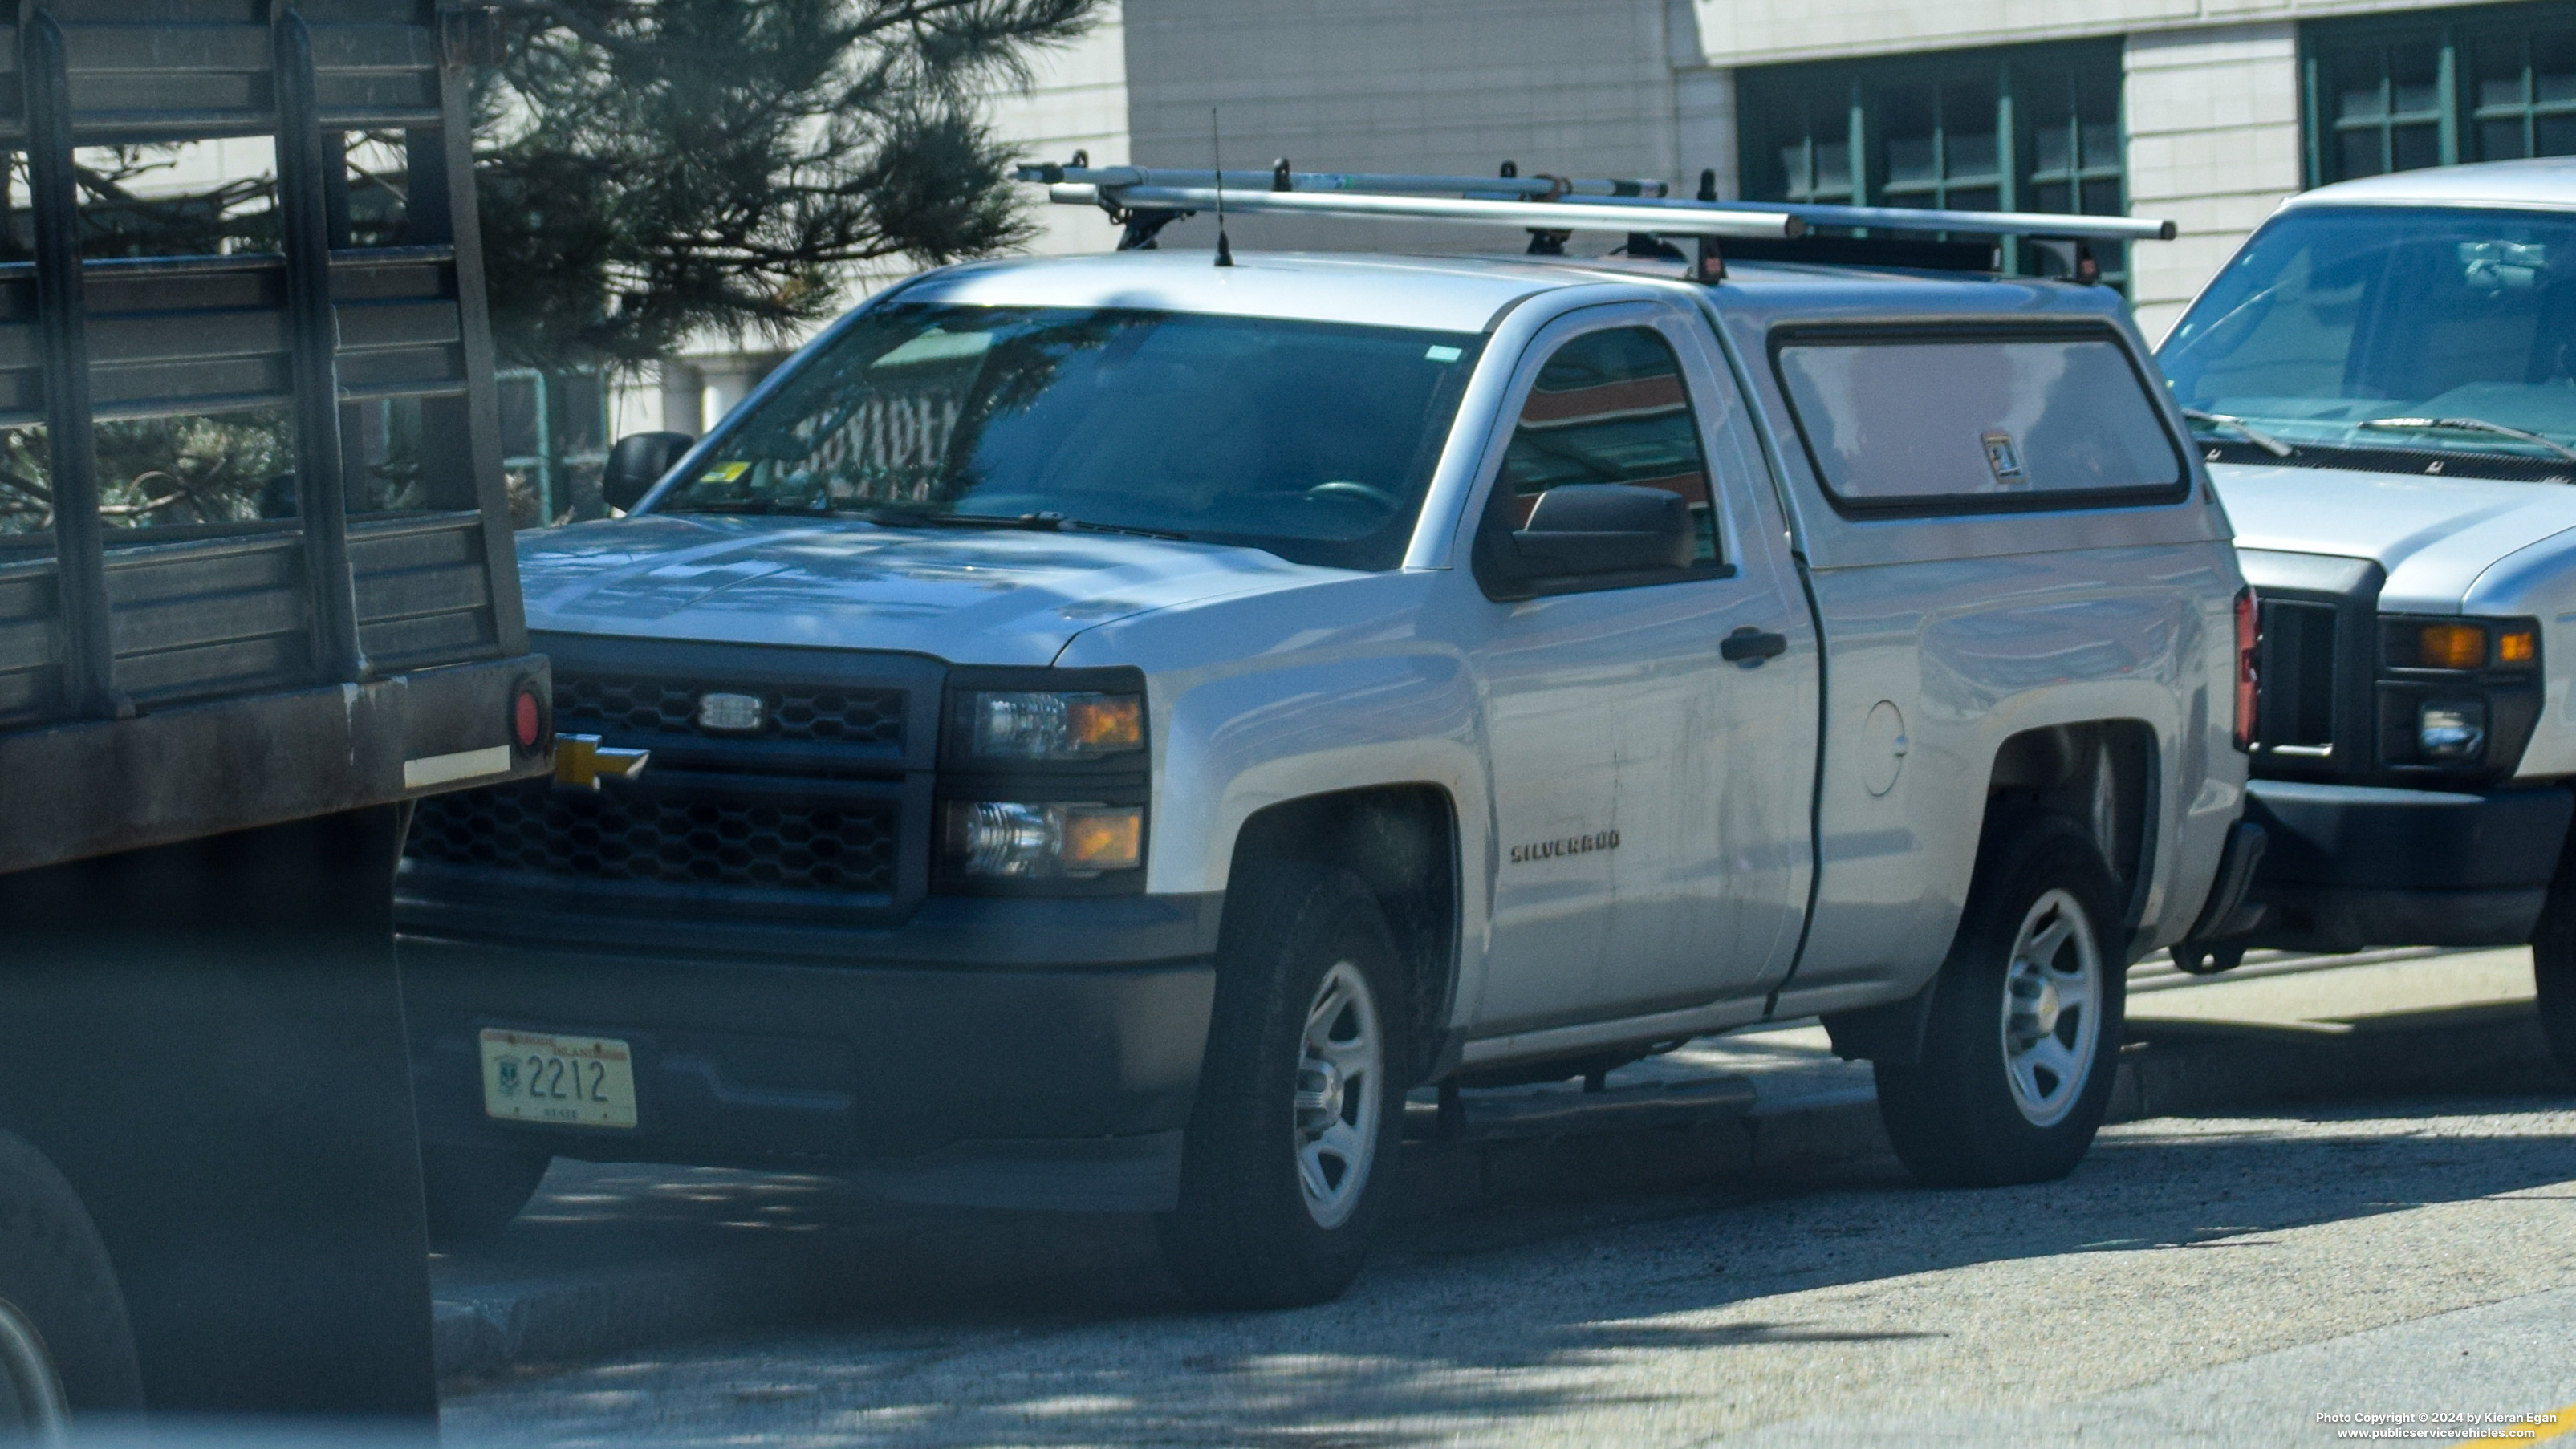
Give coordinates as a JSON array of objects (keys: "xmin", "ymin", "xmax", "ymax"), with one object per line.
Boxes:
[{"xmin": 445, "ymin": 1081, "xmax": 2576, "ymax": 1446}]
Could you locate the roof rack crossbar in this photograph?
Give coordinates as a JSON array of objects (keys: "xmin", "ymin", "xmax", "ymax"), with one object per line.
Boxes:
[
  {"xmin": 1021, "ymin": 164, "xmax": 2175, "ymax": 246},
  {"xmin": 1046, "ymin": 182, "xmax": 1803, "ymax": 241},
  {"xmin": 1016, "ymin": 163, "xmax": 1669, "ymax": 199},
  {"xmin": 1584, "ymin": 193, "xmax": 2176, "ymax": 243}
]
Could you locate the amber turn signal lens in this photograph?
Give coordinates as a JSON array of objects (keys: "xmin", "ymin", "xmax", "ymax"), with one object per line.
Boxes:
[
  {"xmin": 1062, "ymin": 806, "xmax": 1143, "ymax": 871},
  {"xmin": 2417, "ymin": 623, "xmax": 2488, "ymax": 670},
  {"xmin": 2500, "ymin": 629, "xmax": 2539, "ymax": 665},
  {"xmin": 1066, "ymin": 696, "xmax": 1144, "ymax": 752}
]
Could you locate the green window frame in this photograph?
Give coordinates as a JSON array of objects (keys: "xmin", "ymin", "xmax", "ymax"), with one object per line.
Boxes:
[
  {"xmin": 498, "ymin": 367, "xmax": 611, "ymax": 527},
  {"xmin": 2305, "ymin": 3, "xmax": 2576, "ymax": 185},
  {"xmin": 1739, "ymin": 42, "xmax": 2129, "ymax": 288}
]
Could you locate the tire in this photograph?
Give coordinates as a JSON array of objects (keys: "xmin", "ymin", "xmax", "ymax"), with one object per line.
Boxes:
[
  {"xmin": 1875, "ymin": 816, "xmax": 2127, "ymax": 1188},
  {"xmin": 1157, "ymin": 862, "xmax": 1409, "ymax": 1309},
  {"xmin": 2530, "ymin": 858, "xmax": 2576, "ymax": 1082},
  {"xmin": 421, "ymin": 1143, "xmax": 552, "ymax": 1246},
  {"xmin": 0, "ymin": 1131, "xmax": 143, "ymax": 1427}
]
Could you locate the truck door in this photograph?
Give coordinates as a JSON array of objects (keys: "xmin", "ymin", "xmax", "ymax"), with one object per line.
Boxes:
[{"xmin": 1461, "ymin": 302, "xmax": 1818, "ymax": 1035}]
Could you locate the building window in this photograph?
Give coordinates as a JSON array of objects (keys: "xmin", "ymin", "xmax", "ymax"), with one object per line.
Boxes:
[
  {"xmin": 498, "ymin": 368, "xmax": 611, "ymax": 527},
  {"xmin": 2306, "ymin": 4, "xmax": 2576, "ymax": 185},
  {"xmin": 1740, "ymin": 43, "xmax": 2128, "ymax": 286}
]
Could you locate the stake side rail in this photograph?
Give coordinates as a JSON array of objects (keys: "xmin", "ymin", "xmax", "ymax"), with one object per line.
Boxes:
[{"xmin": 0, "ymin": 0, "xmax": 541, "ymax": 875}]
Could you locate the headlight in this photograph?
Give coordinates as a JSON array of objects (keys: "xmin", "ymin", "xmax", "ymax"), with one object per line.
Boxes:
[
  {"xmin": 944, "ymin": 801, "xmax": 1143, "ymax": 878},
  {"xmin": 967, "ymin": 691, "xmax": 1144, "ymax": 761},
  {"xmin": 2383, "ymin": 617, "xmax": 2541, "ymax": 672},
  {"xmin": 2415, "ymin": 622, "xmax": 2488, "ymax": 670}
]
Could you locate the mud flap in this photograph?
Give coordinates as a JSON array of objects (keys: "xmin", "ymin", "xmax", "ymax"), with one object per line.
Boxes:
[
  {"xmin": 1822, "ymin": 979, "xmax": 1940, "ymax": 1066},
  {"xmin": 2168, "ymin": 819, "xmax": 2269, "ymax": 976},
  {"xmin": 0, "ymin": 806, "xmax": 436, "ymax": 1422}
]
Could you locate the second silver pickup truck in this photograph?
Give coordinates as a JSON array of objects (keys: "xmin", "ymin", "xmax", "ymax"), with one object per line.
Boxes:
[
  {"xmin": 2160, "ymin": 157, "xmax": 2576, "ymax": 1073},
  {"xmin": 396, "ymin": 216, "xmax": 2253, "ymax": 1307}
]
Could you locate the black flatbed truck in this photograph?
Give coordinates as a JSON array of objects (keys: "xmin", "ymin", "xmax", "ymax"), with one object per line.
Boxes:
[{"xmin": 0, "ymin": 0, "xmax": 543, "ymax": 1430}]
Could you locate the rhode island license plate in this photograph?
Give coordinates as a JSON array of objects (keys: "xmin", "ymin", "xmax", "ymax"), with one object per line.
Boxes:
[{"xmin": 479, "ymin": 1028, "xmax": 639, "ymax": 1129}]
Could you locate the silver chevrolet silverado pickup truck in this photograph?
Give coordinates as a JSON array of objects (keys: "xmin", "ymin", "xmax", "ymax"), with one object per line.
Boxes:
[{"xmin": 395, "ymin": 181, "xmax": 2252, "ymax": 1307}]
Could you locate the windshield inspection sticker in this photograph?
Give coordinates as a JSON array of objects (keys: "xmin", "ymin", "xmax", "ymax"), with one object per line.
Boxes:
[
  {"xmin": 1425, "ymin": 344, "xmax": 1464, "ymax": 363},
  {"xmin": 699, "ymin": 461, "xmax": 749, "ymax": 483},
  {"xmin": 1982, "ymin": 429, "xmax": 2026, "ymax": 486}
]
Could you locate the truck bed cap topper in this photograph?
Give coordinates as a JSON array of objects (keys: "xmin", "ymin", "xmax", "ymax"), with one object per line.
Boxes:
[{"xmin": 1018, "ymin": 160, "xmax": 2176, "ymax": 283}]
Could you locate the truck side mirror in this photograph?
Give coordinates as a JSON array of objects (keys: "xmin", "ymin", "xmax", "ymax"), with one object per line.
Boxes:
[
  {"xmin": 1507, "ymin": 483, "xmax": 1694, "ymax": 579},
  {"xmin": 602, "ymin": 432, "xmax": 696, "ymax": 513}
]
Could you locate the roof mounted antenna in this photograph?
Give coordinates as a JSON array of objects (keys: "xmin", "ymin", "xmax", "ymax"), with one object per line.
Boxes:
[{"xmin": 1211, "ymin": 108, "xmax": 1233, "ymax": 268}]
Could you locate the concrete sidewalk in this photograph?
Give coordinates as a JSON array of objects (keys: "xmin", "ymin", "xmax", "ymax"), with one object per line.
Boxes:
[{"xmin": 429, "ymin": 946, "xmax": 2568, "ymax": 1383}]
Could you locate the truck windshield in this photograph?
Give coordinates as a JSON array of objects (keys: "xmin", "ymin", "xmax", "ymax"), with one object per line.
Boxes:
[
  {"xmin": 2160, "ymin": 205, "xmax": 2576, "ymax": 473},
  {"xmin": 653, "ymin": 302, "xmax": 1485, "ymax": 570}
]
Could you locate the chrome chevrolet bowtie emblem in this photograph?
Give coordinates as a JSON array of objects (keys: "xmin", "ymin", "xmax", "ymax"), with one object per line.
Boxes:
[{"xmin": 697, "ymin": 692, "xmax": 764, "ymax": 733}]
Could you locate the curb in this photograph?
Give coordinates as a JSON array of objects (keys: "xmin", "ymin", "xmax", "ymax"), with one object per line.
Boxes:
[
  {"xmin": 2115, "ymin": 1001, "xmax": 2560, "ymax": 1120},
  {"xmin": 431, "ymin": 998, "xmax": 2566, "ymax": 1383}
]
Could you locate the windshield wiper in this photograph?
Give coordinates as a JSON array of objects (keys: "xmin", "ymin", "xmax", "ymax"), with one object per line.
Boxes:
[
  {"xmin": 2181, "ymin": 408, "xmax": 2295, "ymax": 458},
  {"xmin": 1058, "ymin": 517, "xmax": 1192, "ymax": 542},
  {"xmin": 845, "ymin": 509, "xmax": 1191, "ymax": 541},
  {"xmin": 2356, "ymin": 416, "xmax": 2576, "ymax": 464},
  {"xmin": 843, "ymin": 509, "xmax": 1053, "ymax": 530}
]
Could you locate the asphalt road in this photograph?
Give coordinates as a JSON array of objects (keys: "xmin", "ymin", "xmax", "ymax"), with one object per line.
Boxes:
[{"xmin": 441, "ymin": 1085, "xmax": 2576, "ymax": 1447}]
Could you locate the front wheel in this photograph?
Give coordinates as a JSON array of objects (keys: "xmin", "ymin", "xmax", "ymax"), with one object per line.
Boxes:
[
  {"xmin": 1875, "ymin": 817, "xmax": 2126, "ymax": 1187},
  {"xmin": 1157, "ymin": 863, "xmax": 1408, "ymax": 1309}
]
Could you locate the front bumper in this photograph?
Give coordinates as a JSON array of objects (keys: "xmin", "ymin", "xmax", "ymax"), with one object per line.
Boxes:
[
  {"xmin": 398, "ymin": 892, "xmax": 1222, "ymax": 1212},
  {"xmin": 2242, "ymin": 780, "xmax": 2573, "ymax": 952}
]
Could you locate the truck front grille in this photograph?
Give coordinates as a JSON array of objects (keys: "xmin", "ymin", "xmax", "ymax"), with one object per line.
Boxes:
[
  {"xmin": 555, "ymin": 672, "xmax": 904, "ymax": 746},
  {"xmin": 2256, "ymin": 598, "xmax": 2341, "ymax": 750},
  {"xmin": 408, "ymin": 781, "xmax": 901, "ymax": 896}
]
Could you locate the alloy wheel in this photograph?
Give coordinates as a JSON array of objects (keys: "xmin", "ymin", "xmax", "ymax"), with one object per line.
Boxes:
[
  {"xmin": 1292, "ymin": 960, "xmax": 1384, "ymax": 1229},
  {"xmin": 1998, "ymin": 887, "xmax": 2103, "ymax": 1128}
]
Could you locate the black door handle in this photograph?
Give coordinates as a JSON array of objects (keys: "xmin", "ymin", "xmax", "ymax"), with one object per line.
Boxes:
[{"xmin": 1721, "ymin": 626, "xmax": 1789, "ymax": 665}]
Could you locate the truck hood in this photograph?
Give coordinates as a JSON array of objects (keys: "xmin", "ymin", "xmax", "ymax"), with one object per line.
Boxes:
[
  {"xmin": 518, "ymin": 515, "xmax": 1339, "ymax": 664},
  {"xmin": 2212, "ymin": 463, "xmax": 2576, "ymax": 611}
]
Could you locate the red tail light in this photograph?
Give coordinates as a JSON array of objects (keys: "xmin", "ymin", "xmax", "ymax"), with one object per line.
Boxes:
[
  {"xmin": 2233, "ymin": 586, "xmax": 2259, "ymax": 751},
  {"xmin": 510, "ymin": 684, "xmax": 546, "ymax": 753}
]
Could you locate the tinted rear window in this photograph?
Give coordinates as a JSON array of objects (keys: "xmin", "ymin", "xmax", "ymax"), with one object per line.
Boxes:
[{"xmin": 1774, "ymin": 329, "xmax": 2184, "ymax": 513}]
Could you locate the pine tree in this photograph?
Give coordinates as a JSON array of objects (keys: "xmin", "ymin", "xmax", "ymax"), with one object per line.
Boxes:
[{"xmin": 478, "ymin": 0, "xmax": 1102, "ymax": 370}]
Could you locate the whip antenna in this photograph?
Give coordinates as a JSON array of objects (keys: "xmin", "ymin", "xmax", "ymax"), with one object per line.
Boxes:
[{"xmin": 1211, "ymin": 108, "xmax": 1233, "ymax": 267}]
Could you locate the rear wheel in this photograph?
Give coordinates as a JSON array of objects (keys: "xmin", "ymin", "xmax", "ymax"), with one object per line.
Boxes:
[
  {"xmin": 421, "ymin": 1143, "xmax": 552, "ymax": 1246},
  {"xmin": 1157, "ymin": 863, "xmax": 1407, "ymax": 1309},
  {"xmin": 1876, "ymin": 817, "xmax": 2126, "ymax": 1187},
  {"xmin": 0, "ymin": 1131, "xmax": 141, "ymax": 1427}
]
